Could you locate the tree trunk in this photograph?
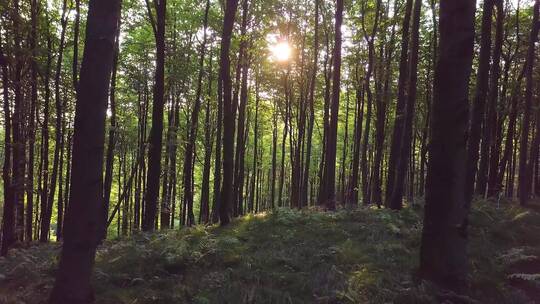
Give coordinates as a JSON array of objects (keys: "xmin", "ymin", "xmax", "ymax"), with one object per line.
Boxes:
[
  {"xmin": 321, "ymin": 0, "xmax": 343, "ymax": 210},
  {"xmin": 385, "ymin": 0, "xmax": 412, "ymax": 208},
  {"xmin": 0, "ymin": 31, "xmax": 14, "ymax": 256},
  {"xmin": 387, "ymin": 0, "xmax": 421, "ymax": 210},
  {"xmin": 183, "ymin": 0, "xmax": 210, "ymax": 226},
  {"xmin": 42, "ymin": 0, "xmax": 69, "ymax": 242},
  {"xmin": 518, "ymin": 0, "xmax": 540, "ymax": 206},
  {"xmin": 419, "ymin": 0, "xmax": 476, "ymax": 291},
  {"xmin": 249, "ymin": 70, "xmax": 260, "ymax": 213},
  {"xmin": 347, "ymin": 75, "xmax": 364, "ymax": 206},
  {"xmin": 270, "ymin": 101, "xmax": 277, "ymax": 209},
  {"xmin": 143, "ymin": 0, "xmax": 166, "ymax": 231},
  {"xmin": 200, "ymin": 52, "xmax": 214, "ymax": 224},
  {"xmin": 73, "ymin": 0, "xmax": 80, "ymax": 90},
  {"xmin": 360, "ymin": 0, "xmax": 381, "ymax": 205},
  {"xmin": 101, "ymin": 25, "xmax": 120, "ymax": 240},
  {"xmin": 339, "ymin": 87, "xmax": 350, "ymax": 203},
  {"xmin": 486, "ymin": 0, "xmax": 505, "ymax": 197},
  {"xmin": 466, "ymin": 0, "xmax": 493, "ymax": 204},
  {"xmin": 302, "ymin": 0, "xmax": 319, "ymax": 207},
  {"xmin": 219, "ymin": 0, "xmax": 240, "ymax": 226},
  {"xmin": 233, "ymin": 0, "xmax": 250, "ymax": 216},
  {"xmin": 11, "ymin": 0, "xmax": 26, "ymax": 242},
  {"xmin": 49, "ymin": 0, "xmax": 121, "ymax": 301},
  {"xmin": 26, "ymin": 0, "xmax": 39, "ymax": 242}
]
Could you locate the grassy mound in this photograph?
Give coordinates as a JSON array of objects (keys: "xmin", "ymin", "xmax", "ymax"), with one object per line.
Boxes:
[{"xmin": 1, "ymin": 200, "xmax": 539, "ymax": 303}]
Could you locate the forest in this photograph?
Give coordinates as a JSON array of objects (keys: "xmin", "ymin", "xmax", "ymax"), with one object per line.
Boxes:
[{"xmin": 0, "ymin": 0, "xmax": 540, "ymax": 302}]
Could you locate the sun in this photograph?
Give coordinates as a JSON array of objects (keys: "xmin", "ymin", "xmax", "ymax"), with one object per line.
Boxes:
[{"xmin": 270, "ymin": 41, "xmax": 292, "ymax": 62}]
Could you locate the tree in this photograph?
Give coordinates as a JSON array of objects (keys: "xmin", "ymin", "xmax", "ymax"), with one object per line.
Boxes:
[
  {"xmin": 183, "ymin": 0, "xmax": 211, "ymax": 226},
  {"xmin": 392, "ymin": 0, "xmax": 422, "ymax": 209},
  {"xmin": 466, "ymin": 0, "xmax": 493, "ymax": 204},
  {"xmin": 302, "ymin": 0, "xmax": 320, "ymax": 207},
  {"xmin": 321, "ymin": 0, "xmax": 343, "ymax": 210},
  {"xmin": 102, "ymin": 22, "xmax": 121, "ymax": 239},
  {"xmin": 518, "ymin": 0, "xmax": 540, "ymax": 206},
  {"xmin": 49, "ymin": 0, "xmax": 121, "ymax": 301},
  {"xmin": 359, "ymin": 0, "xmax": 381, "ymax": 205},
  {"xmin": 143, "ymin": 0, "xmax": 166, "ymax": 231},
  {"xmin": 419, "ymin": 0, "xmax": 476, "ymax": 290},
  {"xmin": 41, "ymin": 0, "xmax": 70, "ymax": 242},
  {"xmin": 386, "ymin": 0, "xmax": 413, "ymax": 209},
  {"xmin": 219, "ymin": 0, "xmax": 240, "ymax": 226},
  {"xmin": 0, "ymin": 27, "xmax": 14, "ymax": 256},
  {"xmin": 385, "ymin": 0, "xmax": 414, "ymax": 209},
  {"xmin": 486, "ymin": 0, "xmax": 505, "ymax": 197}
]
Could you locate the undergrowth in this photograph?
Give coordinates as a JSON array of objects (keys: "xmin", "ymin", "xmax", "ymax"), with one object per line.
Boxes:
[{"xmin": 0, "ymin": 200, "xmax": 539, "ymax": 303}]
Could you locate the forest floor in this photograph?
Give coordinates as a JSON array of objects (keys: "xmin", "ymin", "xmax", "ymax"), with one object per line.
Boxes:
[{"xmin": 1, "ymin": 199, "xmax": 540, "ymax": 304}]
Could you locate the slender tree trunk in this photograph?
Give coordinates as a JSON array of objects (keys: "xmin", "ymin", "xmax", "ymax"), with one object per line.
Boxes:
[
  {"xmin": 41, "ymin": 0, "xmax": 69, "ymax": 242},
  {"xmin": 518, "ymin": 0, "xmax": 540, "ymax": 206},
  {"xmin": 318, "ymin": 29, "xmax": 331, "ymax": 205},
  {"xmin": 0, "ymin": 31, "xmax": 14, "ymax": 255},
  {"xmin": 466, "ymin": 0, "xmax": 493, "ymax": 203},
  {"xmin": 233, "ymin": 0, "xmax": 250, "ymax": 216},
  {"xmin": 249, "ymin": 70, "xmax": 260, "ymax": 213},
  {"xmin": 419, "ymin": 0, "xmax": 476, "ymax": 291},
  {"xmin": 143, "ymin": 0, "xmax": 166, "ymax": 231},
  {"xmin": 200, "ymin": 54, "xmax": 214, "ymax": 224},
  {"xmin": 219, "ymin": 0, "xmax": 240, "ymax": 226},
  {"xmin": 385, "ymin": 0, "xmax": 412, "ymax": 208},
  {"xmin": 387, "ymin": 0, "xmax": 421, "ymax": 210},
  {"xmin": 49, "ymin": 0, "xmax": 121, "ymax": 301},
  {"xmin": 212, "ymin": 54, "xmax": 224, "ymax": 223},
  {"xmin": 302, "ymin": 0, "xmax": 319, "ymax": 207},
  {"xmin": 486, "ymin": 0, "xmax": 505, "ymax": 197},
  {"xmin": 73, "ymin": 0, "xmax": 80, "ymax": 90},
  {"xmin": 270, "ymin": 101, "xmax": 277, "ymax": 209},
  {"xmin": 339, "ymin": 87, "xmax": 350, "ymax": 202},
  {"xmin": 347, "ymin": 77, "xmax": 364, "ymax": 206},
  {"xmin": 183, "ymin": 0, "xmax": 210, "ymax": 226},
  {"xmin": 278, "ymin": 74, "xmax": 289, "ymax": 207},
  {"xmin": 26, "ymin": 0, "xmax": 40, "ymax": 242},
  {"xmin": 360, "ymin": 0, "xmax": 381, "ymax": 205},
  {"xmin": 321, "ymin": 0, "xmax": 343, "ymax": 210},
  {"xmin": 101, "ymin": 24, "xmax": 120, "ymax": 239},
  {"xmin": 11, "ymin": 0, "xmax": 26, "ymax": 242}
]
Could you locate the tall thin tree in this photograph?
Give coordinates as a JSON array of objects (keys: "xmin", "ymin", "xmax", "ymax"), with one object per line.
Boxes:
[{"xmin": 49, "ymin": 0, "xmax": 121, "ymax": 301}]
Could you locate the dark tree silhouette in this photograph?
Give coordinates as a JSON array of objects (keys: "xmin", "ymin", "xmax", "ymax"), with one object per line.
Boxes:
[
  {"xmin": 419, "ymin": 0, "xmax": 476, "ymax": 291},
  {"xmin": 49, "ymin": 0, "xmax": 121, "ymax": 301}
]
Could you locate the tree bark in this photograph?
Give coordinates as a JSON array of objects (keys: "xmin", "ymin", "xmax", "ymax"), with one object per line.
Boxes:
[
  {"xmin": 143, "ymin": 0, "xmax": 166, "ymax": 231},
  {"xmin": 183, "ymin": 0, "xmax": 210, "ymax": 226},
  {"xmin": 466, "ymin": 0, "xmax": 493, "ymax": 203},
  {"xmin": 486, "ymin": 0, "xmax": 505, "ymax": 197},
  {"xmin": 360, "ymin": 0, "xmax": 381, "ymax": 205},
  {"xmin": 11, "ymin": 0, "xmax": 26, "ymax": 242},
  {"xmin": 321, "ymin": 0, "xmax": 343, "ymax": 210},
  {"xmin": 101, "ymin": 24, "xmax": 121, "ymax": 239},
  {"xmin": 200, "ymin": 52, "xmax": 214, "ymax": 224},
  {"xmin": 0, "ymin": 29, "xmax": 14, "ymax": 256},
  {"xmin": 233, "ymin": 0, "xmax": 250, "ymax": 216},
  {"xmin": 26, "ymin": 0, "xmax": 40, "ymax": 242},
  {"xmin": 219, "ymin": 0, "xmax": 240, "ymax": 226},
  {"xmin": 419, "ymin": 0, "xmax": 476, "ymax": 291},
  {"xmin": 41, "ymin": 0, "xmax": 69, "ymax": 242},
  {"xmin": 518, "ymin": 0, "xmax": 540, "ymax": 206},
  {"xmin": 387, "ymin": 0, "xmax": 421, "ymax": 210},
  {"xmin": 302, "ymin": 0, "xmax": 319, "ymax": 207},
  {"xmin": 49, "ymin": 0, "xmax": 121, "ymax": 301},
  {"xmin": 385, "ymin": 0, "xmax": 412, "ymax": 208}
]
